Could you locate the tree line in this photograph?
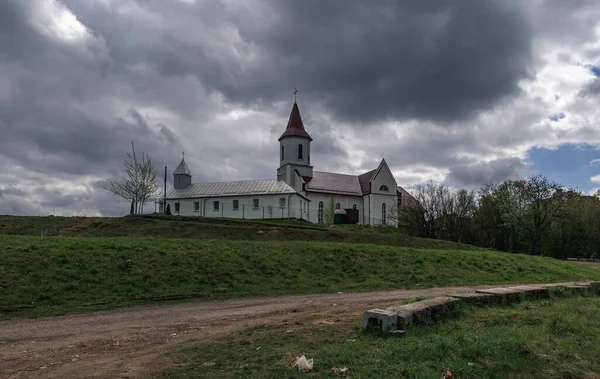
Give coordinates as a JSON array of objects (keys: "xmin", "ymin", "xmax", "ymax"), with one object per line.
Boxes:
[{"xmin": 398, "ymin": 175, "xmax": 600, "ymax": 259}]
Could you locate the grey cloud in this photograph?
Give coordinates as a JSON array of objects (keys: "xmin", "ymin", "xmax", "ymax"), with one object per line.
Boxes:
[
  {"xmin": 0, "ymin": 186, "xmax": 28, "ymax": 197},
  {"xmin": 581, "ymin": 78, "xmax": 600, "ymax": 97},
  {"xmin": 140, "ymin": 1, "xmax": 533, "ymax": 124},
  {"xmin": 64, "ymin": 0, "xmax": 534, "ymax": 124},
  {"xmin": 446, "ymin": 157, "xmax": 529, "ymax": 189}
]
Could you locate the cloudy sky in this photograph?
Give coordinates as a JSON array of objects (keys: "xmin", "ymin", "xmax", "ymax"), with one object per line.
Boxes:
[{"xmin": 1, "ymin": 0, "xmax": 600, "ymax": 216}]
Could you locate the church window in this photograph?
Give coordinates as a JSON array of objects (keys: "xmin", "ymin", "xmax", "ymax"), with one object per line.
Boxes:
[
  {"xmin": 298, "ymin": 144, "xmax": 303, "ymax": 160},
  {"xmin": 398, "ymin": 192, "xmax": 403, "ymax": 207},
  {"xmin": 194, "ymin": 201, "xmax": 199, "ymax": 212},
  {"xmin": 253, "ymin": 199, "xmax": 259, "ymax": 209},
  {"xmin": 175, "ymin": 202, "xmax": 180, "ymax": 213},
  {"xmin": 233, "ymin": 200, "xmax": 239, "ymax": 210},
  {"xmin": 353, "ymin": 204, "xmax": 357, "ymax": 210},
  {"xmin": 281, "ymin": 146, "xmax": 285, "ymax": 161},
  {"xmin": 279, "ymin": 198, "xmax": 286, "ymax": 208},
  {"xmin": 213, "ymin": 201, "xmax": 219, "ymax": 211},
  {"xmin": 318, "ymin": 201, "xmax": 324, "ymax": 223},
  {"xmin": 379, "ymin": 185, "xmax": 389, "ymax": 192},
  {"xmin": 335, "ymin": 203, "xmax": 341, "ymax": 210},
  {"xmin": 382, "ymin": 203, "xmax": 387, "ymax": 225}
]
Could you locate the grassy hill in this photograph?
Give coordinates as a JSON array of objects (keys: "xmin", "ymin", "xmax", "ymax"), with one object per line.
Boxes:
[
  {"xmin": 0, "ymin": 214, "xmax": 479, "ymax": 250},
  {"xmin": 2, "ymin": 234, "xmax": 599, "ymax": 319}
]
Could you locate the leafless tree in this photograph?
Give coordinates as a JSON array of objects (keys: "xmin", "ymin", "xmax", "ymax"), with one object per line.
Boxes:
[
  {"xmin": 323, "ymin": 196, "xmax": 336, "ymax": 225},
  {"xmin": 106, "ymin": 142, "xmax": 160, "ymax": 215}
]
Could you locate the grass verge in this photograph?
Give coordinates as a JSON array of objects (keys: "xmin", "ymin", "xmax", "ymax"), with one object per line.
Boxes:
[
  {"xmin": 162, "ymin": 294, "xmax": 600, "ymax": 378},
  {"xmin": 0, "ymin": 214, "xmax": 479, "ymax": 250},
  {"xmin": 2, "ymin": 234, "xmax": 600, "ymax": 319}
]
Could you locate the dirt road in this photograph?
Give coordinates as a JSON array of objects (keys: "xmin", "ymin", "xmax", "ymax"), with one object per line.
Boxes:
[{"xmin": 0, "ymin": 282, "xmax": 579, "ymax": 379}]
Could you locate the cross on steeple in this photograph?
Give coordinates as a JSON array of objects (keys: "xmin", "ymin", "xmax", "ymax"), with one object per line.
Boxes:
[
  {"xmin": 293, "ymin": 87, "xmax": 298, "ymax": 103},
  {"xmin": 182, "ymin": 151, "xmax": 185, "ymax": 160}
]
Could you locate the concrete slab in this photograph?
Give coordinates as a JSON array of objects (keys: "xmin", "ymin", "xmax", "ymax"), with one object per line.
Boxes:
[
  {"xmin": 363, "ymin": 309, "xmax": 398, "ymax": 332},
  {"xmin": 476, "ymin": 287, "xmax": 523, "ymax": 295},
  {"xmin": 542, "ymin": 283, "xmax": 591, "ymax": 294},
  {"xmin": 475, "ymin": 287, "xmax": 524, "ymax": 303},
  {"xmin": 588, "ymin": 282, "xmax": 600, "ymax": 294},
  {"xmin": 564, "ymin": 285, "xmax": 593, "ymax": 294},
  {"xmin": 387, "ymin": 296, "xmax": 461, "ymax": 329},
  {"xmin": 506, "ymin": 285, "xmax": 550, "ymax": 298},
  {"xmin": 449, "ymin": 292, "xmax": 495, "ymax": 304}
]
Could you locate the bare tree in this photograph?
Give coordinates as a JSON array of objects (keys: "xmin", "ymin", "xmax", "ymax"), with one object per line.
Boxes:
[
  {"xmin": 323, "ymin": 196, "xmax": 336, "ymax": 225},
  {"xmin": 106, "ymin": 142, "xmax": 160, "ymax": 215}
]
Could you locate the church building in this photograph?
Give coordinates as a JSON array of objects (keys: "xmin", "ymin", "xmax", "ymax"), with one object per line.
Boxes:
[{"xmin": 163, "ymin": 101, "xmax": 410, "ymax": 226}]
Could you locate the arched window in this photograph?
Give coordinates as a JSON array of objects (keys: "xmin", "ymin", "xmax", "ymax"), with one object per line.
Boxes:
[
  {"xmin": 298, "ymin": 144, "xmax": 303, "ymax": 159},
  {"xmin": 281, "ymin": 146, "xmax": 285, "ymax": 161},
  {"xmin": 352, "ymin": 204, "xmax": 357, "ymax": 210},
  {"xmin": 318, "ymin": 201, "xmax": 324, "ymax": 223},
  {"xmin": 382, "ymin": 203, "xmax": 387, "ymax": 225},
  {"xmin": 379, "ymin": 185, "xmax": 389, "ymax": 192},
  {"xmin": 335, "ymin": 203, "xmax": 341, "ymax": 210}
]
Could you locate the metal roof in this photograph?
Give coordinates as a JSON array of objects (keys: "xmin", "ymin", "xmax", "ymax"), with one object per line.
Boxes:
[
  {"xmin": 173, "ymin": 159, "xmax": 191, "ymax": 175},
  {"xmin": 166, "ymin": 179, "xmax": 298, "ymax": 199}
]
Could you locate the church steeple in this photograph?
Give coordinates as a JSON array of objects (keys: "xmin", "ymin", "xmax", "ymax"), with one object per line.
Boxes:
[
  {"xmin": 277, "ymin": 98, "xmax": 313, "ymax": 185},
  {"xmin": 278, "ymin": 101, "xmax": 312, "ymax": 141},
  {"xmin": 173, "ymin": 153, "xmax": 192, "ymax": 189}
]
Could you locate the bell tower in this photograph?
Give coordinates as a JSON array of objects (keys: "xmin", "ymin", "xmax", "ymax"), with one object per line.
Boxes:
[
  {"xmin": 173, "ymin": 153, "xmax": 192, "ymax": 189},
  {"xmin": 277, "ymin": 97, "xmax": 313, "ymax": 187}
]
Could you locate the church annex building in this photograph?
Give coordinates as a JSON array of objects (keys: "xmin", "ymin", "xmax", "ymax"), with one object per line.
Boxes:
[{"xmin": 162, "ymin": 102, "xmax": 414, "ymax": 226}]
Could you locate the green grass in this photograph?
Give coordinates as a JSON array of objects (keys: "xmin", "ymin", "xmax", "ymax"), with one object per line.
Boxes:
[
  {"xmin": 162, "ymin": 295, "xmax": 600, "ymax": 378},
  {"xmin": 0, "ymin": 214, "xmax": 480, "ymax": 250},
  {"xmin": 2, "ymin": 234, "xmax": 600, "ymax": 319}
]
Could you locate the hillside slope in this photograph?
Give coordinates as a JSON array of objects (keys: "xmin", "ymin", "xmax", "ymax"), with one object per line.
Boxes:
[
  {"xmin": 0, "ymin": 214, "xmax": 479, "ymax": 250},
  {"xmin": 2, "ymin": 234, "xmax": 599, "ymax": 318}
]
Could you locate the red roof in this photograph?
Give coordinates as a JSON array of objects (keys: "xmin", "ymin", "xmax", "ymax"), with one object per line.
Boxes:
[
  {"xmin": 358, "ymin": 169, "xmax": 376, "ymax": 194},
  {"xmin": 278, "ymin": 103, "xmax": 313, "ymax": 141},
  {"xmin": 302, "ymin": 168, "xmax": 377, "ymax": 196}
]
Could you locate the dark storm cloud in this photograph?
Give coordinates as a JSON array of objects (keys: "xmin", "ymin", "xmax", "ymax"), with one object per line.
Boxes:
[
  {"xmin": 62, "ymin": 0, "xmax": 535, "ymax": 125},
  {"xmin": 175, "ymin": 0, "xmax": 533, "ymax": 124},
  {"xmin": 446, "ymin": 157, "xmax": 529, "ymax": 188}
]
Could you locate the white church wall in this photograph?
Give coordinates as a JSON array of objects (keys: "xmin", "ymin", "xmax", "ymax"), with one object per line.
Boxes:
[
  {"xmin": 362, "ymin": 195, "xmax": 371, "ymax": 225},
  {"xmin": 165, "ymin": 193, "xmax": 307, "ymax": 220},
  {"xmin": 280, "ymin": 136, "xmax": 311, "ymax": 168},
  {"xmin": 304, "ymin": 192, "xmax": 364, "ymax": 224},
  {"xmin": 368, "ymin": 161, "xmax": 398, "ymax": 226},
  {"xmin": 369, "ymin": 193, "xmax": 398, "ymax": 226},
  {"xmin": 371, "ymin": 162, "xmax": 398, "ymax": 197}
]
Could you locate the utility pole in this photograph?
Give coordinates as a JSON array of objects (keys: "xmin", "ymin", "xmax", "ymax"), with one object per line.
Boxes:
[{"xmin": 163, "ymin": 166, "xmax": 167, "ymax": 214}]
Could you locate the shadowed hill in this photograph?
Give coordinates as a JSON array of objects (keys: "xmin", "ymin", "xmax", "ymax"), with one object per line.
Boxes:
[{"xmin": 0, "ymin": 214, "xmax": 481, "ymax": 250}]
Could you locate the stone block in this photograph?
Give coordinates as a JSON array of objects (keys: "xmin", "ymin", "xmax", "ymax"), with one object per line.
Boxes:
[
  {"xmin": 387, "ymin": 296, "xmax": 461, "ymax": 329},
  {"xmin": 506, "ymin": 285, "xmax": 550, "ymax": 299},
  {"xmin": 588, "ymin": 282, "xmax": 600, "ymax": 294},
  {"xmin": 449, "ymin": 292, "xmax": 495, "ymax": 304},
  {"xmin": 564, "ymin": 284, "xmax": 592, "ymax": 294},
  {"xmin": 363, "ymin": 309, "xmax": 398, "ymax": 332},
  {"xmin": 543, "ymin": 283, "xmax": 591, "ymax": 295},
  {"xmin": 476, "ymin": 287, "xmax": 524, "ymax": 303}
]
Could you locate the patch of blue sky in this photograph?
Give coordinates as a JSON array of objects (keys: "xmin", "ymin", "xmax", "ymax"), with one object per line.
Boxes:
[{"xmin": 527, "ymin": 143, "xmax": 600, "ymax": 192}]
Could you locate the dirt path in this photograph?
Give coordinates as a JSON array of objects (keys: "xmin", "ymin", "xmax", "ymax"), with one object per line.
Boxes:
[{"xmin": 0, "ymin": 282, "xmax": 581, "ymax": 379}]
